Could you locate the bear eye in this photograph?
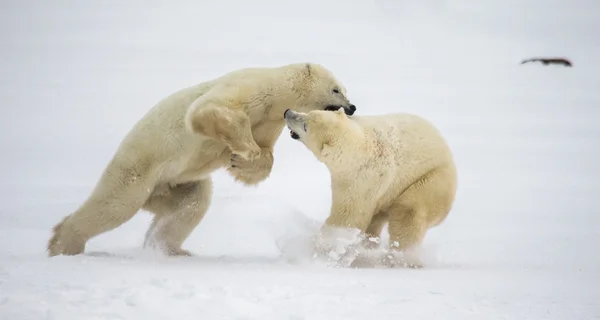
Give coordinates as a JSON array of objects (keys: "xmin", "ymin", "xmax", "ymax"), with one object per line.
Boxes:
[
  {"xmin": 303, "ymin": 123, "xmax": 308, "ymax": 132},
  {"xmin": 332, "ymin": 88, "xmax": 340, "ymax": 94}
]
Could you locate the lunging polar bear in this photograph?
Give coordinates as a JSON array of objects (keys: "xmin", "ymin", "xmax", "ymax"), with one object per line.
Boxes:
[
  {"xmin": 284, "ymin": 108, "xmax": 456, "ymax": 268},
  {"xmin": 48, "ymin": 63, "xmax": 356, "ymax": 257}
]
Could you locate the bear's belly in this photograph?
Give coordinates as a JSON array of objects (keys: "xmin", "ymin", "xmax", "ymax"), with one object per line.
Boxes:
[{"xmin": 162, "ymin": 140, "xmax": 230, "ymax": 184}]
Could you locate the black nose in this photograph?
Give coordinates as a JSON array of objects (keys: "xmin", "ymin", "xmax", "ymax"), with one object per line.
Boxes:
[
  {"xmin": 344, "ymin": 104, "xmax": 356, "ymax": 115},
  {"xmin": 284, "ymin": 109, "xmax": 291, "ymax": 118}
]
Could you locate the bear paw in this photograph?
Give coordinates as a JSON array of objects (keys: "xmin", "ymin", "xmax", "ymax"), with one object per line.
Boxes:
[
  {"xmin": 227, "ymin": 149, "xmax": 274, "ymax": 186},
  {"xmin": 47, "ymin": 217, "xmax": 87, "ymax": 257},
  {"xmin": 310, "ymin": 226, "xmax": 366, "ymax": 267},
  {"xmin": 143, "ymin": 236, "xmax": 194, "ymax": 257},
  {"xmin": 231, "ymin": 144, "xmax": 261, "ymax": 162},
  {"xmin": 166, "ymin": 247, "xmax": 193, "ymax": 257},
  {"xmin": 382, "ymin": 250, "xmax": 424, "ymax": 269}
]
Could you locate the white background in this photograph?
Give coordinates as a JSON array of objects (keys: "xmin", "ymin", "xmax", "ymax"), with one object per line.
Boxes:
[{"xmin": 1, "ymin": 0, "xmax": 599, "ymax": 319}]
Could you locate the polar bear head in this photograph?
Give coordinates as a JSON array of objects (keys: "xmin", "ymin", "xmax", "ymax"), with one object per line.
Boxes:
[
  {"xmin": 283, "ymin": 108, "xmax": 364, "ymax": 166},
  {"xmin": 286, "ymin": 63, "xmax": 356, "ymax": 117}
]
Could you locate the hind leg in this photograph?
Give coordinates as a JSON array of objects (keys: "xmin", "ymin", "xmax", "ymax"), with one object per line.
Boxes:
[
  {"xmin": 142, "ymin": 178, "xmax": 213, "ymax": 256},
  {"xmin": 387, "ymin": 205, "xmax": 428, "ymax": 268},
  {"xmin": 387, "ymin": 165, "xmax": 457, "ymax": 268},
  {"xmin": 48, "ymin": 159, "xmax": 160, "ymax": 256}
]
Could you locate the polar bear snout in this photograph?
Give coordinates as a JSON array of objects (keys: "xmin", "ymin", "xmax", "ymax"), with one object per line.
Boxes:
[
  {"xmin": 348, "ymin": 104, "xmax": 357, "ymax": 115},
  {"xmin": 284, "ymin": 109, "xmax": 306, "ymax": 140},
  {"xmin": 325, "ymin": 104, "xmax": 356, "ymax": 116},
  {"xmin": 284, "ymin": 109, "xmax": 303, "ymax": 121}
]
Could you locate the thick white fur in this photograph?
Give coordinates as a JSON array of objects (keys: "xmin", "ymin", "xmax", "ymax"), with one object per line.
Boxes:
[
  {"xmin": 284, "ymin": 108, "xmax": 457, "ymax": 268},
  {"xmin": 48, "ymin": 63, "xmax": 355, "ymax": 257}
]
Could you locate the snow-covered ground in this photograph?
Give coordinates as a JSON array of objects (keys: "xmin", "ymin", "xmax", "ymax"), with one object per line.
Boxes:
[{"xmin": 1, "ymin": 0, "xmax": 600, "ymax": 319}]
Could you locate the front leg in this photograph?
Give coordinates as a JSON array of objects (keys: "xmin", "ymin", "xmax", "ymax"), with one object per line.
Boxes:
[
  {"xmin": 186, "ymin": 103, "xmax": 261, "ymax": 161},
  {"xmin": 225, "ymin": 120, "xmax": 284, "ymax": 186},
  {"xmin": 324, "ymin": 184, "xmax": 376, "ymax": 232},
  {"xmin": 312, "ymin": 184, "xmax": 377, "ymax": 266},
  {"xmin": 227, "ymin": 147, "xmax": 274, "ymax": 185}
]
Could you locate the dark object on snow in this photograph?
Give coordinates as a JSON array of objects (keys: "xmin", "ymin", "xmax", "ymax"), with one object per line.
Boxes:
[{"xmin": 520, "ymin": 57, "xmax": 572, "ymax": 67}]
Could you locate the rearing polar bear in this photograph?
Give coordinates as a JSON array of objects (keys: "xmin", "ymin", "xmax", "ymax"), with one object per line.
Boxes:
[{"xmin": 48, "ymin": 63, "xmax": 356, "ymax": 257}]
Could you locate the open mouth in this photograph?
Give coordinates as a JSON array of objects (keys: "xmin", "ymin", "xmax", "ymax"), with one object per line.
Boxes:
[
  {"xmin": 324, "ymin": 105, "xmax": 342, "ymax": 112},
  {"xmin": 284, "ymin": 109, "xmax": 305, "ymax": 140},
  {"xmin": 324, "ymin": 104, "xmax": 356, "ymax": 115}
]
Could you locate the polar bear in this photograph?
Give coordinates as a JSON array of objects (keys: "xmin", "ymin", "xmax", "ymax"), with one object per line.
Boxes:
[
  {"xmin": 283, "ymin": 108, "xmax": 456, "ymax": 268},
  {"xmin": 47, "ymin": 62, "xmax": 356, "ymax": 257}
]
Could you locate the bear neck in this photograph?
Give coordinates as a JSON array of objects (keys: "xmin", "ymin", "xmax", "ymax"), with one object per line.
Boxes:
[
  {"xmin": 322, "ymin": 128, "xmax": 369, "ymax": 175},
  {"xmin": 261, "ymin": 75, "xmax": 311, "ymax": 121}
]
